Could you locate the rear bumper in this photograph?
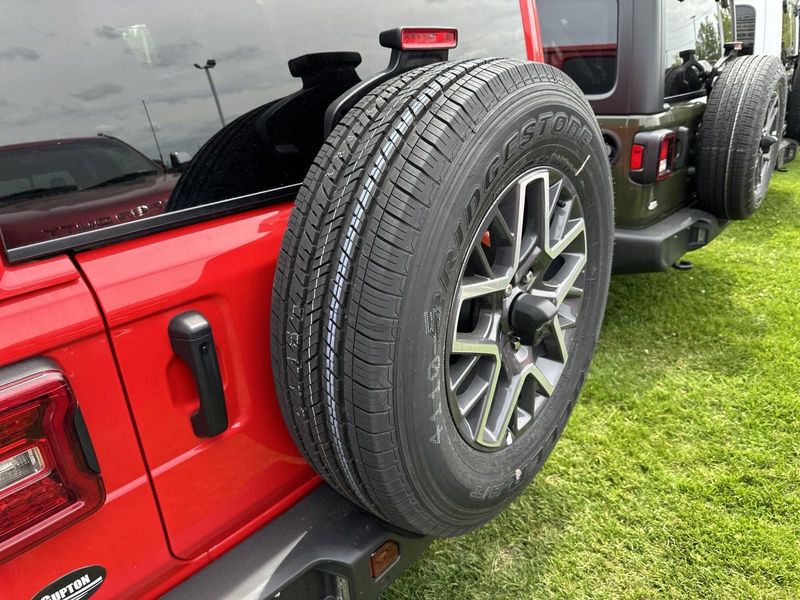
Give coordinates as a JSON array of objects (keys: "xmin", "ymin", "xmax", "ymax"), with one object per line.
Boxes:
[
  {"xmin": 162, "ymin": 486, "xmax": 431, "ymax": 600},
  {"xmin": 613, "ymin": 208, "xmax": 727, "ymax": 274}
]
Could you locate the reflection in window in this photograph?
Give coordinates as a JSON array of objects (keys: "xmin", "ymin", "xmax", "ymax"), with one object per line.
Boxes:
[
  {"xmin": 0, "ymin": 0, "xmax": 527, "ymax": 253},
  {"xmin": 0, "ymin": 137, "xmax": 172, "ymax": 247},
  {"xmin": 664, "ymin": 0, "xmax": 732, "ymax": 99}
]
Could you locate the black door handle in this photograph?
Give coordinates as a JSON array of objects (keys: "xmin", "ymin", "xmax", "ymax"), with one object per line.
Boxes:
[{"xmin": 168, "ymin": 311, "xmax": 228, "ymax": 437}]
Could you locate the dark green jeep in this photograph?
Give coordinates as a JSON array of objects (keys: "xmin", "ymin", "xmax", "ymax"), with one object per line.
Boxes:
[{"xmin": 538, "ymin": 0, "xmax": 788, "ymax": 273}]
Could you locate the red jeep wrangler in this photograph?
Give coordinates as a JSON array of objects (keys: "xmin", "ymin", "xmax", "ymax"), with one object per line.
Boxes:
[{"xmin": 0, "ymin": 2, "xmax": 617, "ymax": 599}]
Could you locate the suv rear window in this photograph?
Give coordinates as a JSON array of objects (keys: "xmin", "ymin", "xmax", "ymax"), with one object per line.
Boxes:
[
  {"xmin": 538, "ymin": 0, "xmax": 619, "ymax": 96},
  {"xmin": 0, "ymin": 0, "xmax": 527, "ymax": 262}
]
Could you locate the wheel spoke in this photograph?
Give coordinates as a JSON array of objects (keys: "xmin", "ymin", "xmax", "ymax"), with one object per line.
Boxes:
[
  {"xmin": 460, "ymin": 275, "xmax": 509, "ymax": 300},
  {"xmin": 548, "ymin": 176, "xmax": 564, "ymax": 218},
  {"xmin": 468, "ymin": 241, "xmax": 494, "ymax": 278},
  {"xmin": 489, "ymin": 206, "xmax": 515, "ymax": 245},
  {"xmin": 764, "ymin": 95, "xmax": 780, "ymax": 136},
  {"xmin": 550, "ymin": 197, "xmax": 574, "ymax": 241},
  {"xmin": 558, "ymin": 302, "xmax": 579, "ymax": 330},
  {"xmin": 457, "ymin": 373, "xmax": 492, "ymax": 417},
  {"xmin": 551, "ymin": 315, "xmax": 569, "ymax": 362},
  {"xmin": 529, "ymin": 359, "xmax": 558, "ymax": 395},
  {"xmin": 450, "ymin": 354, "xmax": 481, "ymax": 391},
  {"xmin": 549, "ymin": 218, "xmax": 585, "ymax": 259},
  {"xmin": 452, "ymin": 331, "xmax": 501, "ymax": 355}
]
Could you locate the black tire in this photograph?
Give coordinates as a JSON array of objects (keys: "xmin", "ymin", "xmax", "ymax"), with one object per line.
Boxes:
[
  {"xmin": 271, "ymin": 59, "xmax": 613, "ymax": 536},
  {"xmin": 786, "ymin": 66, "xmax": 800, "ymax": 141},
  {"xmin": 697, "ymin": 55, "xmax": 787, "ymax": 220},
  {"xmin": 167, "ymin": 104, "xmax": 276, "ymax": 211}
]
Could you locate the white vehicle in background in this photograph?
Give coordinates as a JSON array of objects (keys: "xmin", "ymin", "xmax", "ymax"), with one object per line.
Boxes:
[{"xmin": 737, "ymin": 0, "xmax": 800, "ymax": 164}]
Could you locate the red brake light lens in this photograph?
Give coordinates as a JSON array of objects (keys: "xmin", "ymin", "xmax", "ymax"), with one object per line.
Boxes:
[
  {"xmin": 0, "ymin": 367, "xmax": 103, "ymax": 563},
  {"xmin": 399, "ymin": 28, "xmax": 458, "ymax": 50},
  {"xmin": 657, "ymin": 133, "xmax": 677, "ymax": 180},
  {"xmin": 630, "ymin": 144, "xmax": 645, "ymax": 171}
]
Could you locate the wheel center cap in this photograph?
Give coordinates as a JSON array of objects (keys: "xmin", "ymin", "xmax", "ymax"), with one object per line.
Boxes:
[{"xmin": 508, "ymin": 293, "xmax": 558, "ymax": 345}]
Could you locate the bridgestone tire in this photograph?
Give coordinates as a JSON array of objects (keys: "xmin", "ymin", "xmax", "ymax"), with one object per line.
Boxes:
[
  {"xmin": 786, "ymin": 66, "xmax": 800, "ymax": 141},
  {"xmin": 697, "ymin": 55, "xmax": 787, "ymax": 220},
  {"xmin": 271, "ymin": 59, "xmax": 614, "ymax": 537}
]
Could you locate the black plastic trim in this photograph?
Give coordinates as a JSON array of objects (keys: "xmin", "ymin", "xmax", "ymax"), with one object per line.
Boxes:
[
  {"xmin": 613, "ymin": 207, "xmax": 727, "ymax": 273},
  {"xmin": 323, "ymin": 27, "xmax": 451, "ymax": 137},
  {"xmin": 168, "ymin": 311, "xmax": 227, "ymax": 438},
  {"xmin": 4, "ymin": 183, "xmax": 300, "ymax": 265},
  {"xmin": 601, "ymin": 129, "xmax": 623, "ymax": 167},
  {"xmin": 73, "ymin": 406, "xmax": 100, "ymax": 474},
  {"xmin": 162, "ymin": 485, "xmax": 432, "ymax": 600}
]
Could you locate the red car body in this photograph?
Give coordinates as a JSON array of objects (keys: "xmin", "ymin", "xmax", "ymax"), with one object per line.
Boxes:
[{"xmin": 0, "ymin": 3, "xmax": 548, "ymax": 598}]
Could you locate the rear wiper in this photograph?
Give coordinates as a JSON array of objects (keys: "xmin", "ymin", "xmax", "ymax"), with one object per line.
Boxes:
[
  {"xmin": 1, "ymin": 185, "xmax": 79, "ymax": 201},
  {"xmin": 86, "ymin": 170, "xmax": 158, "ymax": 189}
]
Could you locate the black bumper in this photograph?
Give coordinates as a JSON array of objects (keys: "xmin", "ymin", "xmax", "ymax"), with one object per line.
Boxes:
[
  {"xmin": 162, "ymin": 486, "xmax": 431, "ymax": 600},
  {"xmin": 613, "ymin": 208, "xmax": 727, "ymax": 274}
]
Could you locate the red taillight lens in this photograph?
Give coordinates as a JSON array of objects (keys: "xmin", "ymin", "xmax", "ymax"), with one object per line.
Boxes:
[
  {"xmin": 399, "ymin": 28, "xmax": 458, "ymax": 50},
  {"xmin": 657, "ymin": 133, "xmax": 677, "ymax": 180},
  {"xmin": 0, "ymin": 366, "xmax": 103, "ymax": 562},
  {"xmin": 630, "ymin": 144, "xmax": 645, "ymax": 171}
]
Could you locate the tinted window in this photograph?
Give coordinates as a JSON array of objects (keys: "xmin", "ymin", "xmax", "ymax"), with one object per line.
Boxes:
[
  {"xmin": 664, "ymin": 0, "xmax": 733, "ymax": 99},
  {"xmin": 0, "ymin": 138, "xmax": 157, "ymax": 198},
  {"xmin": 0, "ymin": 0, "xmax": 526, "ymax": 256},
  {"xmin": 738, "ymin": 5, "xmax": 756, "ymax": 52},
  {"xmin": 538, "ymin": 0, "xmax": 619, "ymax": 96}
]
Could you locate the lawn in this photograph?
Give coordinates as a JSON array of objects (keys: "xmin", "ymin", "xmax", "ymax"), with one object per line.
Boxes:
[{"xmin": 385, "ymin": 169, "xmax": 800, "ymax": 599}]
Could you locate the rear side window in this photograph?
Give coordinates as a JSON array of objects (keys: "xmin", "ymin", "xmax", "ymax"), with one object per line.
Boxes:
[
  {"xmin": 0, "ymin": 0, "xmax": 527, "ymax": 262},
  {"xmin": 664, "ymin": 0, "xmax": 733, "ymax": 100},
  {"xmin": 538, "ymin": 0, "xmax": 619, "ymax": 96}
]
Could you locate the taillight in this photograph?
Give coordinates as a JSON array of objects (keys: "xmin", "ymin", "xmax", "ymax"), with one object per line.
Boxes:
[
  {"xmin": 399, "ymin": 28, "xmax": 458, "ymax": 50},
  {"xmin": 629, "ymin": 129, "xmax": 679, "ymax": 184},
  {"xmin": 380, "ymin": 27, "xmax": 459, "ymax": 51},
  {"xmin": 0, "ymin": 361, "xmax": 103, "ymax": 562},
  {"xmin": 630, "ymin": 144, "xmax": 645, "ymax": 171},
  {"xmin": 657, "ymin": 133, "xmax": 677, "ymax": 181}
]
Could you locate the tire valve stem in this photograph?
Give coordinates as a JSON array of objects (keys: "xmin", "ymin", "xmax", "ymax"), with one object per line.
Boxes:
[{"xmin": 511, "ymin": 336, "xmax": 522, "ymax": 351}]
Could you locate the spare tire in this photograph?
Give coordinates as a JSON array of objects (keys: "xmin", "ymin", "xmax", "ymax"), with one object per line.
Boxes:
[
  {"xmin": 697, "ymin": 55, "xmax": 787, "ymax": 220},
  {"xmin": 786, "ymin": 65, "xmax": 800, "ymax": 141},
  {"xmin": 271, "ymin": 58, "xmax": 614, "ymax": 536}
]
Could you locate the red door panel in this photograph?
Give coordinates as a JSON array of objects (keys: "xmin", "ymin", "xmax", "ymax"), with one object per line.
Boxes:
[
  {"xmin": 0, "ymin": 257, "xmax": 196, "ymax": 600},
  {"xmin": 76, "ymin": 204, "xmax": 317, "ymax": 559}
]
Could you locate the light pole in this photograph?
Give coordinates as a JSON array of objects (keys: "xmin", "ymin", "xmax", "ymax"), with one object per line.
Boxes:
[{"xmin": 194, "ymin": 59, "xmax": 225, "ymax": 128}]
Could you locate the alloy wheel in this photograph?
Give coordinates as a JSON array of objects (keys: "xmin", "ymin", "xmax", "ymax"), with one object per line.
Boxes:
[{"xmin": 446, "ymin": 167, "xmax": 587, "ymax": 450}]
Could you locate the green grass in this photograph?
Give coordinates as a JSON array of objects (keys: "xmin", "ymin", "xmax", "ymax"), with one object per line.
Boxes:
[{"xmin": 385, "ymin": 169, "xmax": 800, "ymax": 600}]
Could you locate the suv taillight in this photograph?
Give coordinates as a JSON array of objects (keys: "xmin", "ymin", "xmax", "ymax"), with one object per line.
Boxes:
[
  {"xmin": 0, "ymin": 363, "xmax": 103, "ymax": 562},
  {"xmin": 630, "ymin": 129, "xmax": 679, "ymax": 184},
  {"xmin": 656, "ymin": 133, "xmax": 677, "ymax": 181}
]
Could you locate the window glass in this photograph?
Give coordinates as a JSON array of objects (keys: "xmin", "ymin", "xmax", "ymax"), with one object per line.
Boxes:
[
  {"xmin": 737, "ymin": 5, "xmax": 756, "ymax": 53},
  {"xmin": 537, "ymin": 0, "xmax": 619, "ymax": 96},
  {"xmin": 0, "ymin": 0, "xmax": 526, "ymax": 256},
  {"xmin": 783, "ymin": 2, "xmax": 799, "ymax": 56},
  {"xmin": 664, "ymin": 0, "xmax": 732, "ymax": 99}
]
